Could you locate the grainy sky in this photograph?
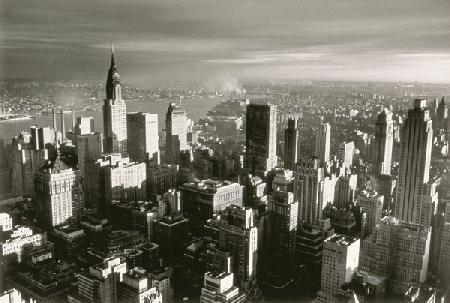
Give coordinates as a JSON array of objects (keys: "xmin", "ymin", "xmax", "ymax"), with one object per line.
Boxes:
[{"xmin": 1, "ymin": 0, "xmax": 450, "ymax": 87}]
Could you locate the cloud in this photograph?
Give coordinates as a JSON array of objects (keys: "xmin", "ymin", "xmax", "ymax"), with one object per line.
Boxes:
[
  {"xmin": 1, "ymin": 0, "xmax": 450, "ymax": 84},
  {"xmin": 207, "ymin": 51, "xmax": 326, "ymax": 65}
]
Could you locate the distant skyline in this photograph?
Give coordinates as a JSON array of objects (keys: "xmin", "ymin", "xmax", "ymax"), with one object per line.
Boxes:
[{"xmin": 1, "ymin": 0, "xmax": 450, "ymax": 88}]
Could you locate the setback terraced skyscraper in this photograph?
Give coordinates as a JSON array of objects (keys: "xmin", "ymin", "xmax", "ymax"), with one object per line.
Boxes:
[
  {"xmin": 394, "ymin": 99, "xmax": 433, "ymax": 226},
  {"xmin": 103, "ymin": 48, "xmax": 127, "ymax": 156}
]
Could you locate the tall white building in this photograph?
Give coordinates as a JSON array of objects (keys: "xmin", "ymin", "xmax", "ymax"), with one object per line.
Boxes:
[
  {"xmin": 373, "ymin": 109, "xmax": 393, "ymax": 175},
  {"xmin": 34, "ymin": 155, "xmax": 75, "ymax": 229},
  {"xmin": 394, "ymin": 99, "xmax": 433, "ymax": 226},
  {"xmin": 104, "ymin": 157, "xmax": 147, "ymax": 202},
  {"xmin": 294, "ymin": 156, "xmax": 325, "ymax": 225},
  {"xmin": 103, "ymin": 49, "xmax": 127, "ymax": 156},
  {"xmin": 74, "ymin": 117, "xmax": 95, "ymax": 137},
  {"xmin": 315, "ymin": 122, "xmax": 331, "ymax": 164},
  {"xmin": 316, "ymin": 234, "xmax": 360, "ymax": 303},
  {"xmin": 127, "ymin": 112, "xmax": 159, "ymax": 163},
  {"xmin": 338, "ymin": 141, "xmax": 354, "ymax": 169}
]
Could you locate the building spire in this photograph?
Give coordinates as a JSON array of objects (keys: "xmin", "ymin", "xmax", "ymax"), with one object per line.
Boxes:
[
  {"xmin": 105, "ymin": 39, "xmax": 120, "ymax": 100},
  {"xmin": 110, "ymin": 37, "xmax": 116, "ymax": 68}
]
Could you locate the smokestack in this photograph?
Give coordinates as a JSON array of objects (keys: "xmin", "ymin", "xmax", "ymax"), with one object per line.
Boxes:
[
  {"xmin": 52, "ymin": 109, "xmax": 57, "ymax": 131},
  {"xmin": 60, "ymin": 109, "xmax": 65, "ymax": 140},
  {"xmin": 71, "ymin": 109, "xmax": 75, "ymax": 130}
]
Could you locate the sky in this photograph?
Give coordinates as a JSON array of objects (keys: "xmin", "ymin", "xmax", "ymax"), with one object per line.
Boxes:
[{"xmin": 1, "ymin": 0, "xmax": 450, "ymax": 87}]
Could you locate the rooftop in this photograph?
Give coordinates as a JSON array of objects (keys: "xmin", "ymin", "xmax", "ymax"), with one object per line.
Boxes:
[
  {"xmin": 125, "ymin": 267, "xmax": 147, "ymax": 280},
  {"xmin": 111, "ymin": 200, "xmax": 158, "ymax": 213},
  {"xmin": 157, "ymin": 214, "xmax": 188, "ymax": 226},
  {"xmin": 181, "ymin": 179, "xmax": 239, "ymax": 193},
  {"xmin": 326, "ymin": 234, "xmax": 358, "ymax": 246}
]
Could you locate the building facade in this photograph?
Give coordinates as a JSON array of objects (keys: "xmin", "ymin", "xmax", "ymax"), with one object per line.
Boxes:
[
  {"xmin": 103, "ymin": 50, "xmax": 127, "ymax": 156},
  {"xmin": 357, "ymin": 191, "xmax": 383, "ymax": 237},
  {"xmin": 294, "ymin": 157, "xmax": 325, "ymax": 225},
  {"xmin": 394, "ymin": 100, "xmax": 433, "ymax": 226},
  {"xmin": 359, "ymin": 216, "xmax": 431, "ymax": 295},
  {"xmin": 284, "ymin": 118, "xmax": 301, "ymax": 170},
  {"xmin": 200, "ymin": 272, "xmax": 246, "ymax": 303},
  {"xmin": 244, "ymin": 102, "xmax": 278, "ymax": 176},
  {"xmin": 316, "ymin": 234, "xmax": 360, "ymax": 303},
  {"xmin": 180, "ymin": 180, "xmax": 243, "ymax": 226},
  {"xmin": 165, "ymin": 103, "xmax": 188, "ymax": 164},
  {"xmin": 373, "ymin": 109, "xmax": 393, "ymax": 175},
  {"xmin": 127, "ymin": 112, "xmax": 159, "ymax": 163},
  {"xmin": 34, "ymin": 156, "xmax": 75, "ymax": 229},
  {"xmin": 315, "ymin": 122, "xmax": 331, "ymax": 164}
]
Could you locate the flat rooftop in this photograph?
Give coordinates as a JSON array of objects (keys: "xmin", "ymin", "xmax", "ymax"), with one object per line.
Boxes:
[
  {"xmin": 326, "ymin": 234, "xmax": 358, "ymax": 246},
  {"xmin": 181, "ymin": 179, "xmax": 239, "ymax": 193}
]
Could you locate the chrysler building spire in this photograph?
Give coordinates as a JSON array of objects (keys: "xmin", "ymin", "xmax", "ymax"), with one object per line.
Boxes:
[{"xmin": 105, "ymin": 42, "xmax": 121, "ymax": 100}]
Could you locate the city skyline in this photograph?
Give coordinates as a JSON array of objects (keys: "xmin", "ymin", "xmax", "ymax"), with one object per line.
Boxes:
[
  {"xmin": 0, "ymin": 2, "xmax": 450, "ymax": 303},
  {"xmin": 1, "ymin": 0, "xmax": 450, "ymax": 86}
]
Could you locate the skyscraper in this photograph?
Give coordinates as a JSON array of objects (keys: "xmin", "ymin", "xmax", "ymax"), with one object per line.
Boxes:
[
  {"xmin": 338, "ymin": 141, "xmax": 354, "ymax": 169},
  {"xmin": 359, "ymin": 216, "xmax": 431, "ymax": 295},
  {"xmin": 435, "ymin": 97, "xmax": 448, "ymax": 130},
  {"xmin": 11, "ymin": 142, "xmax": 48, "ymax": 197},
  {"xmin": 75, "ymin": 117, "xmax": 103, "ymax": 174},
  {"xmin": 244, "ymin": 102, "xmax": 277, "ymax": 176},
  {"xmin": 104, "ymin": 157, "xmax": 147, "ymax": 203},
  {"xmin": 294, "ymin": 156, "xmax": 325, "ymax": 225},
  {"xmin": 74, "ymin": 117, "xmax": 95, "ymax": 137},
  {"xmin": 165, "ymin": 103, "xmax": 188, "ymax": 164},
  {"xmin": 315, "ymin": 122, "xmax": 331, "ymax": 164},
  {"xmin": 394, "ymin": 99, "xmax": 433, "ymax": 226},
  {"xmin": 60, "ymin": 109, "xmax": 66, "ymax": 141},
  {"xmin": 268, "ymin": 170, "xmax": 298, "ymax": 264},
  {"xmin": 284, "ymin": 118, "xmax": 301, "ymax": 170},
  {"xmin": 438, "ymin": 201, "xmax": 450, "ymax": 290},
  {"xmin": 127, "ymin": 112, "xmax": 159, "ymax": 163},
  {"xmin": 334, "ymin": 173, "xmax": 357, "ymax": 210},
  {"xmin": 357, "ymin": 191, "xmax": 383, "ymax": 237},
  {"xmin": 316, "ymin": 234, "xmax": 360, "ymax": 303},
  {"xmin": 30, "ymin": 126, "xmax": 54, "ymax": 150},
  {"xmin": 103, "ymin": 48, "xmax": 127, "ymax": 156},
  {"xmin": 34, "ymin": 153, "xmax": 75, "ymax": 229},
  {"xmin": 205, "ymin": 206, "xmax": 258, "ymax": 290},
  {"xmin": 373, "ymin": 108, "xmax": 393, "ymax": 175}
]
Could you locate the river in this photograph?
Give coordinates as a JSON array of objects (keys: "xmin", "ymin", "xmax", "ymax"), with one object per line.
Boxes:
[{"xmin": 0, "ymin": 97, "xmax": 222, "ymax": 142}]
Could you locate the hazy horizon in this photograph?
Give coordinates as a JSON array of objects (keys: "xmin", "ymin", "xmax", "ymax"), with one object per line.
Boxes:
[{"xmin": 1, "ymin": 0, "xmax": 450, "ymax": 88}]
